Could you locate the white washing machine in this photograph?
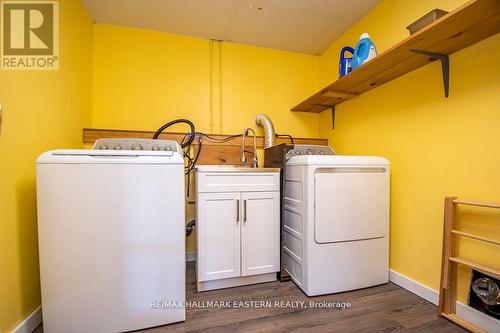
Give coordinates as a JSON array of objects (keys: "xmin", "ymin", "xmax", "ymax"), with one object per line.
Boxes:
[
  {"xmin": 283, "ymin": 146, "xmax": 390, "ymax": 296},
  {"xmin": 36, "ymin": 139, "xmax": 186, "ymax": 333}
]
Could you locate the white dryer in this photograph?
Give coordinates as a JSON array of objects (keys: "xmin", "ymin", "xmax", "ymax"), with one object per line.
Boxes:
[{"xmin": 283, "ymin": 147, "xmax": 390, "ymax": 296}]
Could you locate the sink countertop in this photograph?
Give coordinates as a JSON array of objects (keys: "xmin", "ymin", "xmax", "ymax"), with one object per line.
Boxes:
[{"xmin": 196, "ymin": 165, "xmax": 280, "ymax": 173}]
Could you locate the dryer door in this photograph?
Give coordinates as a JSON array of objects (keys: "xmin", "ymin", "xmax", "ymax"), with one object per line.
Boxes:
[{"xmin": 314, "ymin": 167, "xmax": 389, "ymax": 243}]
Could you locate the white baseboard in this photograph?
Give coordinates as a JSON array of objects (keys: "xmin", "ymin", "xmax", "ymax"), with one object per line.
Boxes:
[
  {"xmin": 456, "ymin": 303, "xmax": 500, "ymax": 333},
  {"xmin": 11, "ymin": 306, "xmax": 42, "ymax": 333},
  {"xmin": 390, "ymin": 269, "xmax": 500, "ymax": 332},
  {"xmin": 389, "ymin": 270, "xmax": 439, "ymax": 305},
  {"xmin": 186, "ymin": 251, "xmax": 196, "ymax": 262}
]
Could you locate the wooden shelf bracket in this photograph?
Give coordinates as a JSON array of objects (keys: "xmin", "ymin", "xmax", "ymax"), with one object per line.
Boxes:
[
  {"xmin": 409, "ymin": 49, "xmax": 450, "ymax": 98},
  {"xmin": 309, "ymin": 104, "xmax": 335, "ymax": 129}
]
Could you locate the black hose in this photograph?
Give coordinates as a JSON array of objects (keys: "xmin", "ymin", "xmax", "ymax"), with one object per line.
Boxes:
[
  {"xmin": 153, "ymin": 119, "xmax": 199, "ymax": 194},
  {"xmin": 153, "ymin": 119, "xmax": 196, "ymax": 148},
  {"xmin": 190, "ymin": 136, "xmax": 202, "ymax": 171},
  {"xmin": 153, "ymin": 120, "xmax": 254, "ymax": 198}
]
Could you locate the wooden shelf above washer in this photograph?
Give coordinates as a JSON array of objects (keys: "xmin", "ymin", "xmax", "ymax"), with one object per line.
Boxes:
[{"xmin": 291, "ymin": 0, "xmax": 500, "ymax": 114}]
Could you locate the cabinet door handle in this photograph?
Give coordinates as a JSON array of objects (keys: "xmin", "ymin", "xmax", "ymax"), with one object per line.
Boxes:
[
  {"xmin": 236, "ymin": 199, "xmax": 240, "ymax": 222},
  {"xmin": 244, "ymin": 200, "xmax": 247, "ymax": 222}
]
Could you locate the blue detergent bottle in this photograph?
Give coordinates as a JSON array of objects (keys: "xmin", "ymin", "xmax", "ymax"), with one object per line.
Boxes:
[
  {"xmin": 351, "ymin": 33, "xmax": 377, "ymax": 70},
  {"xmin": 339, "ymin": 46, "xmax": 355, "ymax": 78}
]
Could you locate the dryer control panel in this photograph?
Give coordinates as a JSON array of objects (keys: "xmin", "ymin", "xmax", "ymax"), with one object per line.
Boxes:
[{"xmin": 285, "ymin": 145, "xmax": 335, "ymax": 159}]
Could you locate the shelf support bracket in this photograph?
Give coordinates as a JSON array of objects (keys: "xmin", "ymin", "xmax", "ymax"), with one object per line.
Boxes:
[
  {"xmin": 331, "ymin": 107, "xmax": 335, "ymax": 130},
  {"xmin": 410, "ymin": 49, "xmax": 449, "ymax": 97}
]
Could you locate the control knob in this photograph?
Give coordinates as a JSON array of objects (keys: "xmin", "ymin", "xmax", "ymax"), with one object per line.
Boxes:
[{"xmin": 131, "ymin": 143, "xmax": 143, "ymax": 151}]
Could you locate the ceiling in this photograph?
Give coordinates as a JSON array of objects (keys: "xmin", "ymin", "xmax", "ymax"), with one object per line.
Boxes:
[{"xmin": 82, "ymin": 0, "xmax": 381, "ymax": 55}]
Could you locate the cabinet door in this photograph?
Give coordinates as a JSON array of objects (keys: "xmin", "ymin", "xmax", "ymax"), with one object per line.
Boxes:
[
  {"xmin": 241, "ymin": 191, "xmax": 280, "ymax": 276},
  {"xmin": 197, "ymin": 192, "xmax": 241, "ymax": 282}
]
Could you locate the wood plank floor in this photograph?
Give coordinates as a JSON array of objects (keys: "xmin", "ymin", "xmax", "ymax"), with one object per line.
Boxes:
[{"xmin": 35, "ymin": 262, "xmax": 466, "ymax": 333}]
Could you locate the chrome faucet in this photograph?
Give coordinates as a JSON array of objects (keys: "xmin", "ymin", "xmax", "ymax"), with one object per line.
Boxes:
[{"xmin": 241, "ymin": 128, "xmax": 258, "ymax": 168}]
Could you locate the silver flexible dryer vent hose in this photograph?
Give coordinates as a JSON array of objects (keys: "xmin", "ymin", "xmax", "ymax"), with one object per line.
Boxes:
[{"xmin": 255, "ymin": 114, "xmax": 275, "ymax": 148}]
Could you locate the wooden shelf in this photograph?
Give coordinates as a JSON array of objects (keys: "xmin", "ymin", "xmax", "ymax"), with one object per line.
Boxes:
[
  {"xmin": 449, "ymin": 257, "xmax": 500, "ymax": 278},
  {"xmin": 291, "ymin": 0, "xmax": 500, "ymax": 114}
]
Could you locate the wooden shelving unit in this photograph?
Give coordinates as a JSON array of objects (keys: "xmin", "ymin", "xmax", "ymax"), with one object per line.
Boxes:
[
  {"xmin": 291, "ymin": 0, "xmax": 500, "ymax": 127},
  {"xmin": 439, "ymin": 196, "xmax": 500, "ymax": 333}
]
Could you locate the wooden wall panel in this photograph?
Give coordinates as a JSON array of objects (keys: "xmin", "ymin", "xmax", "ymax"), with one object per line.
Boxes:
[
  {"xmin": 192, "ymin": 145, "xmax": 252, "ymax": 166},
  {"xmin": 83, "ymin": 128, "xmax": 327, "ymax": 147},
  {"xmin": 83, "ymin": 128, "xmax": 328, "ymax": 165}
]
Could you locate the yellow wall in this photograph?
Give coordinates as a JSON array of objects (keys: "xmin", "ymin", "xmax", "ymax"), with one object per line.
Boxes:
[
  {"xmin": 318, "ymin": 0, "xmax": 500, "ymax": 295},
  {"xmin": 220, "ymin": 42, "xmax": 319, "ymax": 137},
  {"xmin": 0, "ymin": 1, "xmax": 93, "ymax": 331},
  {"xmin": 92, "ymin": 24, "xmax": 212, "ymax": 133},
  {"xmin": 91, "ymin": 24, "xmax": 320, "ymax": 138}
]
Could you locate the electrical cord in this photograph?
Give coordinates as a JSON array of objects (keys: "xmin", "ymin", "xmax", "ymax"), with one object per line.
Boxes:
[
  {"xmin": 275, "ymin": 133, "xmax": 294, "ymax": 144},
  {"xmin": 154, "ymin": 120, "xmax": 294, "ymax": 177},
  {"xmin": 184, "ymin": 134, "xmax": 202, "ymax": 197},
  {"xmin": 154, "ymin": 119, "xmax": 259, "ymax": 187},
  {"xmin": 186, "ymin": 134, "xmax": 202, "ymax": 175},
  {"xmin": 154, "ymin": 122, "xmax": 240, "ymax": 170},
  {"xmin": 153, "ymin": 118, "xmax": 198, "ymax": 197},
  {"xmin": 198, "ymin": 132, "xmax": 243, "ymax": 142}
]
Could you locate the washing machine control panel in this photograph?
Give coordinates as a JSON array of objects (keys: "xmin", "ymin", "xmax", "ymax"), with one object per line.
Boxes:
[
  {"xmin": 286, "ymin": 145, "xmax": 335, "ymax": 159},
  {"xmin": 93, "ymin": 138, "xmax": 181, "ymax": 154}
]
